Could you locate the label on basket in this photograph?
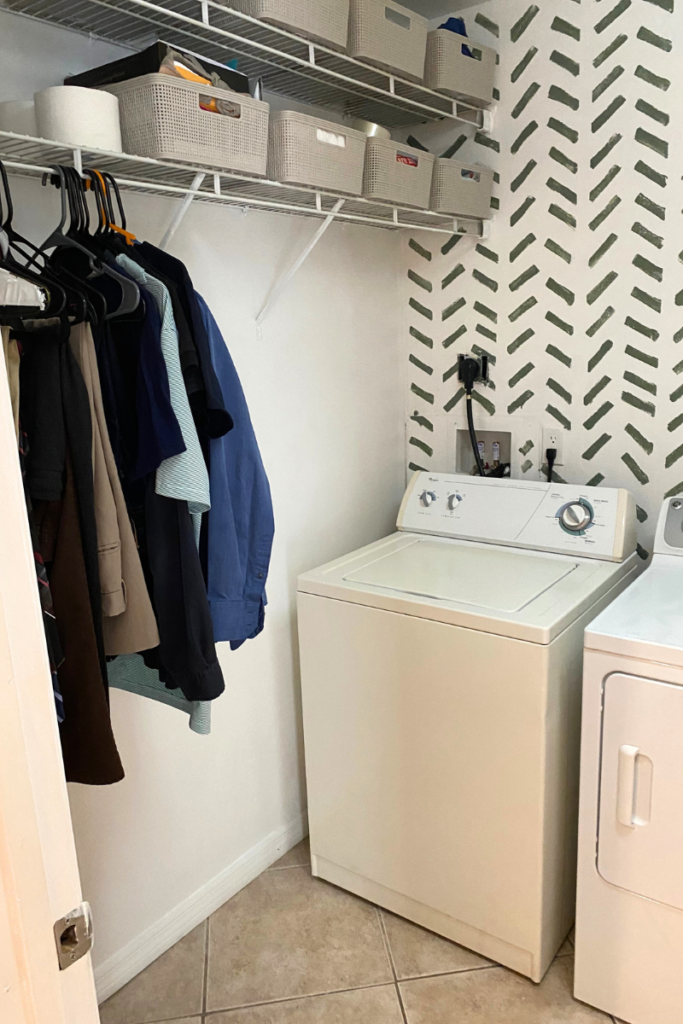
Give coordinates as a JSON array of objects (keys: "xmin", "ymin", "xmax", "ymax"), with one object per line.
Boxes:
[
  {"xmin": 396, "ymin": 152, "xmax": 419, "ymax": 167},
  {"xmin": 199, "ymin": 95, "xmax": 242, "ymax": 118},
  {"xmin": 385, "ymin": 6, "xmax": 411, "ymax": 29},
  {"xmin": 316, "ymin": 128, "xmax": 346, "ymax": 148},
  {"xmin": 461, "ymin": 168, "xmax": 481, "ymax": 182}
]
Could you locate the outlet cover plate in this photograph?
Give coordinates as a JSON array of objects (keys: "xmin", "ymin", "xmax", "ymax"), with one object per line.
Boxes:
[{"xmin": 543, "ymin": 427, "xmax": 564, "ymax": 466}]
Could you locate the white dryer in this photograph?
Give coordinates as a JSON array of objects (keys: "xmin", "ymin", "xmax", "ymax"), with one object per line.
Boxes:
[
  {"xmin": 298, "ymin": 472, "xmax": 638, "ymax": 982},
  {"xmin": 575, "ymin": 497, "xmax": 683, "ymax": 1023}
]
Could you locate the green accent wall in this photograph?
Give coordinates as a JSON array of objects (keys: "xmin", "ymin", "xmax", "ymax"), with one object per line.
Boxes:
[{"xmin": 406, "ymin": 0, "xmax": 681, "ymax": 551}]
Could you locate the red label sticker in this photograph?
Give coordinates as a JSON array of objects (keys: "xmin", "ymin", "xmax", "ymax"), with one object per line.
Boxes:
[{"xmin": 396, "ymin": 152, "xmax": 419, "ymax": 167}]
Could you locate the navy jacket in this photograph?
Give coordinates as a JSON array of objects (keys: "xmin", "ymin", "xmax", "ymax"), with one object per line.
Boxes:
[{"xmin": 196, "ymin": 295, "xmax": 274, "ymax": 647}]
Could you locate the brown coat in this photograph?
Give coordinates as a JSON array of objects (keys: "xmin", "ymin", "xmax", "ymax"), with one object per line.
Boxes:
[
  {"xmin": 70, "ymin": 323, "xmax": 159, "ymax": 656},
  {"xmin": 36, "ymin": 451, "xmax": 125, "ymax": 785}
]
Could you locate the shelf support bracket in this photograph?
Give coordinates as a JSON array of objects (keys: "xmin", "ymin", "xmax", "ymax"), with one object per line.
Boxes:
[
  {"xmin": 256, "ymin": 198, "xmax": 345, "ymax": 327},
  {"xmin": 160, "ymin": 172, "xmax": 205, "ymax": 250}
]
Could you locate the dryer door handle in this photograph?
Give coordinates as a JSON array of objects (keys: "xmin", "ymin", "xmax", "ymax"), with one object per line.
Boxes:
[{"xmin": 616, "ymin": 744, "xmax": 640, "ymax": 828}]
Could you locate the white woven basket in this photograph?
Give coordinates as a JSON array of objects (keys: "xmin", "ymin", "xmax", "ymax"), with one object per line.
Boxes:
[
  {"xmin": 430, "ymin": 159, "xmax": 494, "ymax": 219},
  {"xmin": 348, "ymin": 0, "xmax": 428, "ymax": 82},
  {"xmin": 228, "ymin": 0, "xmax": 350, "ymax": 51},
  {"xmin": 362, "ymin": 138, "xmax": 434, "ymax": 209},
  {"xmin": 425, "ymin": 29, "xmax": 496, "ymax": 108},
  {"xmin": 268, "ymin": 111, "xmax": 367, "ymax": 195},
  {"xmin": 102, "ymin": 74, "xmax": 270, "ymax": 175}
]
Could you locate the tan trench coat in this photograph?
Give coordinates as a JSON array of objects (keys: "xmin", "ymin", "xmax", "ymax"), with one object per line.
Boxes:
[{"xmin": 70, "ymin": 322, "xmax": 159, "ymax": 656}]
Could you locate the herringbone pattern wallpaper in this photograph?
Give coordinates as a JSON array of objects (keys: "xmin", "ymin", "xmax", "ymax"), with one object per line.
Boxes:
[{"xmin": 405, "ymin": 0, "xmax": 681, "ymax": 552}]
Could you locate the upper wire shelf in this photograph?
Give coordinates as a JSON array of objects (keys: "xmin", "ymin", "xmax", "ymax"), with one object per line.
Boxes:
[
  {"xmin": 2, "ymin": 0, "xmax": 490, "ymax": 131},
  {"xmin": 0, "ymin": 130, "xmax": 487, "ymax": 236}
]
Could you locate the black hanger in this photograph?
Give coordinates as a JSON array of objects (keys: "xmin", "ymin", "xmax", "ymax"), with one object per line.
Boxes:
[
  {"xmin": 66, "ymin": 165, "xmax": 88, "ymax": 236},
  {"xmin": 26, "ymin": 165, "xmax": 102, "ymax": 273},
  {"xmin": 106, "ymin": 173, "xmax": 128, "ymax": 231},
  {"xmin": 86, "ymin": 169, "xmax": 107, "ymax": 237},
  {"xmin": 0, "ymin": 160, "xmax": 69, "ymax": 318},
  {"xmin": 86, "ymin": 169, "xmax": 132, "ymax": 248},
  {"xmin": 32, "ymin": 165, "xmax": 108, "ymax": 324},
  {"xmin": 80, "ymin": 169, "xmax": 142, "ymax": 320},
  {"xmin": 0, "ymin": 161, "xmax": 105, "ymax": 326},
  {"xmin": 80, "ymin": 169, "xmax": 140, "ymax": 316},
  {"xmin": 41, "ymin": 166, "xmax": 139, "ymax": 321},
  {"xmin": 102, "ymin": 171, "xmax": 136, "ymax": 244},
  {"xmin": 83, "ymin": 169, "xmax": 114, "ymax": 241}
]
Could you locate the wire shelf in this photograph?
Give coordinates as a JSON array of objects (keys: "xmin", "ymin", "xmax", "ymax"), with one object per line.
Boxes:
[
  {"xmin": 2, "ymin": 0, "xmax": 488, "ymax": 130},
  {"xmin": 0, "ymin": 130, "xmax": 486, "ymax": 235}
]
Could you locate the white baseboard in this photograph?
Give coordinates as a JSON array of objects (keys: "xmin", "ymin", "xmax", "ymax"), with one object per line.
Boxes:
[{"xmin": 94, "ymin": 811, "xmax": 308, "ymax": 1004}]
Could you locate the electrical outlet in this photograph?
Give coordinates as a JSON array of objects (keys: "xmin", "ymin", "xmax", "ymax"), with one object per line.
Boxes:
[
  {"xmin": 458, "ymin": 354, "xmax": 489, "ymax": 385},
  {"xmin": 543, "ymin": 427, "xmax": 564, "ymax": 466}
]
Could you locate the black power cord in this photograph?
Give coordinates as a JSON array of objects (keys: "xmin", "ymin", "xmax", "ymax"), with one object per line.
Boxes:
[
  {"xmin": 467, "ymin": 394, "xmax": 486, "ymax": 477},
  {"xmin": 459, "ymin": 356, "xmax": 487, "ymax": 476},
  {"xmin": 546, "ymin": 448, "xmax": 557, "ymax": 482}
]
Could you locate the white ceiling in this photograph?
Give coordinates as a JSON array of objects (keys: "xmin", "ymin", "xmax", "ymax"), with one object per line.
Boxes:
[{"xmin": 399, "ymin": 1, "xmax": 483, "ymax": 17}]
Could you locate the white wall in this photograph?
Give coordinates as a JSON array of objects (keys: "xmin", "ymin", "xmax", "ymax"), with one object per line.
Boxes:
[
  {"xmin": 0, "ymin": 10, "xmax": 132, "ymax": 95},
  {"xmin": 0, "ymin": 11, "xmax": 406, "ymax": 999}
]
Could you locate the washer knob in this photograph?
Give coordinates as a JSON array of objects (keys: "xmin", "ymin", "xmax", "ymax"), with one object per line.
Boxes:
[
  {"xmin": 447, "ymin": 494, "xmax": 463, "ymax": 511},
  {"xmin": 560, "ymin": 500, "xmax": 593, "ymax": 533},
  {"xmin": 420, "ymin": 490, "xmax": 437, "ymax": 507}
]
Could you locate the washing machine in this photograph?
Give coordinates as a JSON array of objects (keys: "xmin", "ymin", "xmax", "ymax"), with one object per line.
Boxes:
[
  {"xmin": 575, "ymin": 496, "xmax": 683, "ymax": 1023},
  {"xmin": 298, "ymin": 472, "xmax": 638, "ymax": 983}
]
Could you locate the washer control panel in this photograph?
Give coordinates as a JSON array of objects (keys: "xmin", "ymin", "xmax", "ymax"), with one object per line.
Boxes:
[{"xmin": 398, "ymin": 473, "xmax": 636, "ymax": 562}]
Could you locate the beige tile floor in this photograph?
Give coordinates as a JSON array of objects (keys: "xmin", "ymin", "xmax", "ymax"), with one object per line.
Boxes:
[{"xmin": 100, "ymin": 838, "xmax": 619, "ymax": 1024}]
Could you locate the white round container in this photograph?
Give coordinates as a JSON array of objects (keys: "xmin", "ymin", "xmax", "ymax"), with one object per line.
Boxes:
[
  {"xmin": 34, "ymin": 86, "xmax": 122, "ymax": 152},
  {"xmin": 0, "ymin": 100, "xmax": 38, "ymax": 136}
]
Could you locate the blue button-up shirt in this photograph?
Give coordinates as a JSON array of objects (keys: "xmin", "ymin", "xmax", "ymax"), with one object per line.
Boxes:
[{"xmin": 196, "ymin": 295, "xmax": 274, "ymax": 648}]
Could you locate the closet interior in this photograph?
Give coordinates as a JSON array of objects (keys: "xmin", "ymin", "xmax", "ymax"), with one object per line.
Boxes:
[{"xmin": 2, "ymin": 1, "xmax": 680, "ymax": 1023}]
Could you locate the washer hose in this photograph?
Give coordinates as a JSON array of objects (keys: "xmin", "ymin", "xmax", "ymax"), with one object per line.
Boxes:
[{"xmin": 467, "ymin": 393, "xmax": 485, "ymax": 476}]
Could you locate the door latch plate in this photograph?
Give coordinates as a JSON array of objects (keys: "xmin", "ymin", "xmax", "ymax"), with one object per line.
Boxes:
[{"xmin": 54, "ymin": 902, "xmax": 93, "ymax": 970}]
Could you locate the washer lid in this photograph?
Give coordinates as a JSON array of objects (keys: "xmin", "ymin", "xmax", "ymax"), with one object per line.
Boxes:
[
  {"xmin": 298, "ymin": 533, "xmax": 639, "ymax": 645},
  {"xmin": 344, "ymin": 539, "xmax": 577, "ymax": 613}
]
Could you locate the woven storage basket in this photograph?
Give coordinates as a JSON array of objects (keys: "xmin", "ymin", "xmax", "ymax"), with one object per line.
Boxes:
[
  {"xmin": 228, "ymin": 0, "xmax": 350, "ymax": 51},
  {"xmin": 348, "ymin": 0, "xmax": 428, "ymax": 82},
  {"xmin": 102, "ymin": 74, "xmax": 270, "ymax": 175},
  {"xmin": 362, "ymin": 138, "xmax": 434, "ymax": 208},
  {"xmin": 430, "ymin": 159, "xmax": 494, "ymax": 219},
  {"xmin": 268, "ymin": 111, "xmax": 367, "ymax": 194},
  {"xmin": 425, "ymin": 29, "xmax": 496, "ymax": 108}
]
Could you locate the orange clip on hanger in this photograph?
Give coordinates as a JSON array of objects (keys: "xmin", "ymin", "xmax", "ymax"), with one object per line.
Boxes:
[{"xmin": 90, "ymin": 168, "xmax": 137, "ymax": 245}]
